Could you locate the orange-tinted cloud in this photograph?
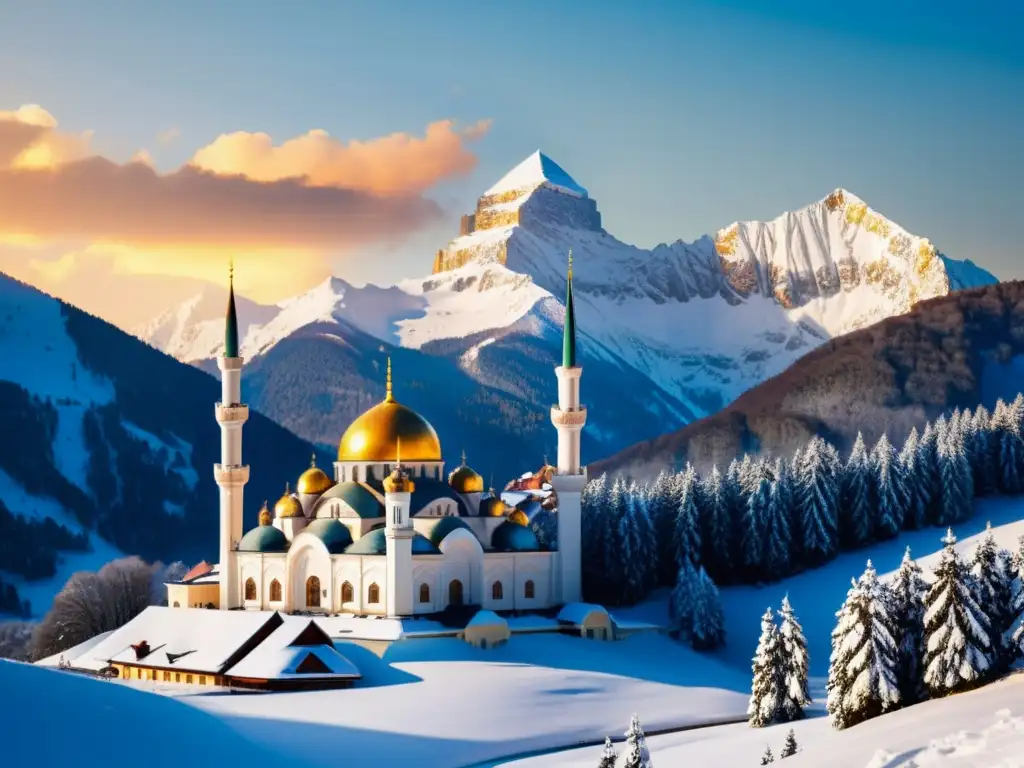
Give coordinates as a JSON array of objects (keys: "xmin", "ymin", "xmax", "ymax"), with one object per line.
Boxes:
[{"xmin": 189, "ymin": 118, "xmax": 492, "ymax": 196}]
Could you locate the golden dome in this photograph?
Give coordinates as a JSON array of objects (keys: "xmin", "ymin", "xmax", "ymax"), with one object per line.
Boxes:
[
  {"xmin": 258, "ymin": 501, "xmax": 272, "ymax": 527},
  {"xmin": 338, "ymin": 358, "xmax": 442, "ymax": 462},
  {"xmin": 383, "ymin": 466, "xmax": 415, "ymax": 495},
  {"xmin": 507, "ymin": 509, "xmax": 530, "ymax": 527},
  {"xmin": 274, "ymin": 483, "xmax": 304, "ymax": 518},
  {"xmin": 448, "ymin": 450, "xmax": 484, "ymax": 493},
  {"xmin": 297, "ymin": 455, "xmax": 334, "ymax": 495}
]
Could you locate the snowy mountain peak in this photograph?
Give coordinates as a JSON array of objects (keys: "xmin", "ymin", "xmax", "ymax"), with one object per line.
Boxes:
[{"xmin": 484, "ymin": 150, "xmax": 588, "ymax": 199}]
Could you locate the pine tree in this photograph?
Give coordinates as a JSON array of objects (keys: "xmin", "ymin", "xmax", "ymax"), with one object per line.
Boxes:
[
  {"xmin": 648, "ymin": 471, "xmax": 678, "ymax": 587},
  {"xmin": 760, "ymin": 746, "xmax": 774, "ymax": 765},
  {"xmin": 621, "ymin": 714, "xmax": 652, "ymax": 768},
  {"xmin": 1011, "ymin": 534, "xmax": 1024, "ymax": 625},
  {"xmin": 936, "ymin": 421, "xmax": 974, "ymax": 525},
  {"xmin": 826, "ymin": 561, "xmax": 901, "ymax": 730},
  {"xmin": 701, "ymin": 466, "xmax": 737, "ymax": 584},
  {"xmin": 890, "ymin": 547, "xmax": 928, "ymax": 705},
  {"xmin": 582, "ymin": 473, "xmax": 611, "ymax": 603},
  {"xmin": 763, "ymin": 478, "xmax": 793, "ymax": 581},
  {"xmin": 748, "ymin": 607, "xmax": 785, "ymax": 727},
  {"xmin": 617, "ymin": 482, "xmax": 651, "ymax": 605},
  {"xmin": 597, "ymin": 736, "xmax": 616, "ymax": 768},
  {"xmin": 780, "ymin": 729, "xmax": 798, "ymax": 758},
  {"xmin": 970, "ymin": 522, "xmax": 1014, "ymax": 672},
  {"xmin": 777, "ymin": 596, "xmax": 811, "ymax": 721},
  {"xmin": 741, "ymin": 478, "xmax": 770, "ymax": 582},
  {"xmin": 997, "ymin": 398, "xmax": 1024, "ymax": 495},
  {"xmin": 673, "ymin": 465, "xmax": 702, "ymax": 570},
  {"xmin": 690, "ymin": 566, "xmax": 726, "ymax": 650},
  {"xmin": 923, "ymin": 528, "xmax": 995, "ymax": 697},
  {"xmin": 668, "ymin": 559, "xmax": 697, "ymax": 640},
  {"xmin": 899, "ymin": 428, "xmax": 929, "ymax": 530},
  {"xmin": 971, "ymin": 405, "xmax": 999, "ymax": 497},
  {"xmin": 633, "ymin": 483, "xmax": 659, "ymax": 592},
  {"xmin": 795, "ymin": 436, "xmax": 839, "ymax": 565},
  {"xmin": 918, "ymin": 421, "xmax": 943, "ymax": 525},
  {"xmin": 871, "ymin": 433, "xmax": 907, "ymax": 539},
  {"xmin": 839, "ymin": 433, "xmax": 873, "ymax": 549}
]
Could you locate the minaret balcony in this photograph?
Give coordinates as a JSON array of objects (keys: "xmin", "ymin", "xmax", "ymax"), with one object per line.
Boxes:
[
  {"xmin": 550, "ymin": 405, "xmax": 587, "ymax": 427},
  {"xmin": 214, "ymin": 464, "xmax": 250, "ymax": 486},
  {"xmin": 216, "ymin": 403, "xmax": 249, "ymax": 423}
]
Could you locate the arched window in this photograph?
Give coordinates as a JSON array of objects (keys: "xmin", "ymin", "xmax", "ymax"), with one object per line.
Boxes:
[
  {"xmin": 172, "ymin": 601, "xmax": 180, "ymax": 608},
  {"xmin": 305, "ymin": 576, "xmax": 321, "ymax": 608},
  {"xmin": 419, "ymin": 583, "xmax": 430, "ymax": 603},
  {"xmin": 524, "ymin": 580, "xmax": 535, "ymax": 599},
  {"xmin": 341, "ymin": 581, "xmax": 354, "ymax": 603},
  {"xmin": 269, "ymin": 579, "xmax": 282, "ymax": 602},
  {"xmin": 244, "ymin": 577, "xmax": 257, "ymax": 601},
  {"xmin": 449, "ymin": 579, "xmax": 464, "ymax": 606},
  {"xmin": 368, "ymin": 582, "xmax": 380, "ymax": 604},
  {"xmin": 352, "ymin": 466, "xmax": 359, "ymax": 482},
  {"xmin": 491, "ymin": 581, "xmax": 504, "ymax": 601}
]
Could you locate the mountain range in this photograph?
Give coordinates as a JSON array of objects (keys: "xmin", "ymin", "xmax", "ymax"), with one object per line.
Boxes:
[{"xmin": 138, "ymin": 151, "xmax": 997, "ymax": 480}]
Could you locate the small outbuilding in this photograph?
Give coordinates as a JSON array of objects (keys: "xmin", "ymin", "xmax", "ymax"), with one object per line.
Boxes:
[
  {"xmin": 557, "ymin": 603, "xmax": 615, "ymax": 641},
  {"xmin": 462, "ymin": 609, "xmax": 511, "ymax": 650}
]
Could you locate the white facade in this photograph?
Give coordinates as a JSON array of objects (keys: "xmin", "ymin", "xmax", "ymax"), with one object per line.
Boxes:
[
  {"xmin": 215, "ymin": 355, "xmax": 248, "ymax": 610},
  {"xmin": 550, "ymin": 363, "xmax": 586, "ymax": 605}
]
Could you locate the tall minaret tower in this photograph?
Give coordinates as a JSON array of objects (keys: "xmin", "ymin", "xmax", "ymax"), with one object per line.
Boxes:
[
  {"xmin": 215, "ymin": 260, "xmax": 250, "ymax": 610},
  {"xmin": 549, "ymin": 250, "xmax": 587, "ymax": 605},
  {"xmin": 384, "ymin": 385, "xmax": 415, "ymax": 618}
]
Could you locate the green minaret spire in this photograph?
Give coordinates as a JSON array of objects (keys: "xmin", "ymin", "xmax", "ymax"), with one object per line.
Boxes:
[
  {"xmin": 224, "ymin": 258, "xmax": 239, "ymax": 358},
  {"xmin": 562, "ymin": 249, "xmax": 577, "ymax": 368}
]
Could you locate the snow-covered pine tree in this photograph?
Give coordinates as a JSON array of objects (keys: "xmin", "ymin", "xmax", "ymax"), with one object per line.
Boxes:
[
  {"xmin": 839, "ymin": 433, "xmax": 874, "ymax": 549},
  {"xmin": 690, "ymin": 566, "xmax": 726, "ymax": 650},
  {"xmin": 668, "ymin": 558, "xmax": 697, "ymax": 640},
  {"xmin": 923, "ymin": 528, "xmax": 995, "ymax": 697},
  {"xmin": 673, "ymin": 465, "xmax": 702, "ymax": 571},
  {"xmin": 633, "ymin": 482, "xmax": 659, "ymax": 593},
  {"xmin": 760, "ymin": 746, "xmax": 774, "ymax": 765},
  {"xmin": 936, "ymin": 419, "xmax": 975, "ymax": 525},
  {"xmin": 762, "ymin": 476, "xmax": 793, "ymax": 582},
  {"xmin": 795, "ymin": 436, "xmax": 839, "ymax": 566},
  {"xmin": 899, "ymin": 428, "xmax": 929, "ymax": 530},
  {"xmin": 647, "ymin": 471, "xmax": 678, "ymax": 587},
  {"xmin": 871, "ymin": 433, "xmax": 907, "ymax": 540},
  {"xmin": 918, "ymin": 421, "xmax": 943, "ymax": 526},
  {"xmin": 597, "ymin": 736, "xmax": 616, "ymax": 768},
  {"xmin": 602, "ymin": 478, "xmax": 628, "ymax": 602},
  {"xmin": 997, "ymin": 397, "xmax": 1024, "ymax": 495},
  {"xmin": 780, "ymin": 729, "xmax": 798, "ymax": 758},
  {"xmin": 825, "ymin": 561, "xmax": 901, "ymax": 730},
  {"xmin": 616, "ymin": 482, "xmax": 651, "ymax": 605},
  {"xmin": 971, "ymin": 405, "xmax": 999, "ymax": 497},
  {"xmin": 777, "ymin": 596, "xmax": 811, "ymax": 721},
  {"xmin": 749, "ymin": 607, "xmax": 785, "ymax": 727},
  {"xmin": 970, "ymin": 521, "xmax": 1014, "ymax": 672},
  {"xmin": 741, "ymin": 478, "xmax": 770, "ymax": 582},
  {"xmin": 1012, "ymin": 534, "xmax": 1024, "ymax": 624},
  {"xmin": 620, "ymin": 714, "xmax": 652, "ymax": 768},
  {"xmin": 701, "ymin": 465, "xmax": 737, "ymax": 584},
  {"xmin": 890, "ymin": 546, "xmax": 928, "ymax": 705},
  {"xmin": 581, "ymin": 473, "xmax": 610, "ymax": 603}
]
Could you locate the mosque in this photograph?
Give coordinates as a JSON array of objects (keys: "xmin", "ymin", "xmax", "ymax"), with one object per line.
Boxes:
[{"xmin": 169, "ymin": 258, "xmax": 588, "ymax": 619}]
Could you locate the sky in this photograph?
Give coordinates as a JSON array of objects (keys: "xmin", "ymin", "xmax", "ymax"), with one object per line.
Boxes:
[{"xmin": 0, "ymin": 0, "xmax": 1021, "ymax": 328}]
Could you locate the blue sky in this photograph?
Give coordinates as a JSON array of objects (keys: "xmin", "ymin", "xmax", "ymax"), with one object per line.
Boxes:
[{"xmin": 1, "ymin": 0, "xmax": 1021, "ymax": 288}]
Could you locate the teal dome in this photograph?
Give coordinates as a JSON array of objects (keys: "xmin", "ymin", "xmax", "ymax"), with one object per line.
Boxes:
[
  {"xmin": 428, "ymin": 516, "xmax": 472, "ymax": 547},
  {"xmin": 238, "ymin": 524, "xmax": 288, "ymax": 553},
  {"xmin": 491, "ymin": 520, "xmax": 540, "ymax": 552},
  {"xmin": 303, "ymin": 518, "xmax": 354, "ymax": 554},
  {"xmin": 346, "ymin": 527, "xmax": 442, "ymax": 556}
]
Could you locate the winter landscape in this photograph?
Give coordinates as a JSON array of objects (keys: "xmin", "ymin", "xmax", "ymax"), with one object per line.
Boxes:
[{"xmin": 2, "ymin": 2, "xmax": 1023, "ymax": 767}]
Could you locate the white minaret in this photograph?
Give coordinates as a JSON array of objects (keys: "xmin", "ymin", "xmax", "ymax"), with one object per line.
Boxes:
[
  {"xmin": 214, "ymin": 262, "xmax": 249, "ymax": 610},
  {"xmin": 549, "ymin": 250, "xmax": 587, "ymax": 605},
  {"xmin": 384, "ymin": 416, "xmax": 415, "ymax": 618}
]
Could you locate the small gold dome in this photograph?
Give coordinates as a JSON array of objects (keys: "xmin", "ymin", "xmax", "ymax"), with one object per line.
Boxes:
[
  {"xmin": 274, "ymin": 483, "xmax": 304, "ymax": 518},
  {"xmin": 338, "ymin": 358, "xmax": 442, "ymax": 462},
  {"xmin": 448, "ymin": 450, "xmax": 484, "ymax": 494},
  {"xmin": 479, "ymin": 491, "xmax": 508, "ymax": 517},
  {"xmin": 383, "ymin": 466, "xmax": 415, "ymax": 495},
  {"xmin": 258, "ymin": 501, "xmax": 272, "ymax": 527},
  {"xmin": 297, "ymin": 455, "xmax": 334, "ymax": 495},
  {"xmin": 507, "ymin": 509, "xmax": 530, "ymax": 527}
]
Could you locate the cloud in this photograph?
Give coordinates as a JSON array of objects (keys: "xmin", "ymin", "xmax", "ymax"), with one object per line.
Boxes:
[
  {"xmin": 157, "ymin": 126, "xmax": 180, "ymax": 145},
  {"xmin": 189, "ymin": 118, "xmax": 492, "ymax": 195},
  {"xmin": 0, "ymin": 104, "xmax": 94, "ymax": 169}
]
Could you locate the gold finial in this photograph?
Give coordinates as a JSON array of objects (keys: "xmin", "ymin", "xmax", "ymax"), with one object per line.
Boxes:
[
  {"xmin": 385, "ymin": 356, "xmax": 394, "ymax": 402},
  {"xmin": 310, "ymin": 453, "xmax": 317, "ymax": 468},
  {"xmin": 258, "ymin": 500, "xmax": 271, "ymax": 526},
  {"xmin": 396, "ymin": 436, "xmax": 401, "ymax": 466},
  {"xmin": 461, "ymin": 448, "xmax": 467, "ymax": 466},
  {"xmin": 567, "ymin": 249, "xmax": 573, "ymax": 281},
  {"xmin": 284, "ymin": 481, "xmax": 291, "ymax": 495}
]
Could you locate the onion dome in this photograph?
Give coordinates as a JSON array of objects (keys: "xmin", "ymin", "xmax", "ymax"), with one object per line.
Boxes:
[
  {"xmin": 507, "ymin": 509, "xmax": 530, "ymax": 527},
  {"xmin": 274, "ymin": 482, "xmax": 304, "ymax": 518},
  {"xmin": 428, "ymin": 515, "xmax": 472, "ymax": 547},
  {"xmin": 448, "ymin": 450, "xmax": 484, "ymax": 493},
  {"xmin": 345, "ymin": 528, "xmax": 441, "ymax": 556},
  {"xmin": 239, "ymin": 506, "xmax": 288, "ymax": 553},
  {"xmin": 338, "ymin": 358, "xmax": 442, "ymax": 462},
  {"xmin": 297, "ymin": 454, "xmax": 334, "ymax": 495},
  {"xmin": 383, "ymin": 461, "xmax": 415, "ymax": 495},
  {"xmin": 479, "ymin": 490, "xmax": 508, "ymax": 518},
  {"xmin": 515, "ymin": 498, "xmax": 544, "ymax": 521},
  {"xmin": 303, "ymin": 518, "xmax": 354, "ymax": 554},
  {"xmin": 491, "ymin": 520, "xmax": 540, "ymax": 552},
  {"xmin": 257, "ymin": 501, "xmax": 272, "ymax": 527}
]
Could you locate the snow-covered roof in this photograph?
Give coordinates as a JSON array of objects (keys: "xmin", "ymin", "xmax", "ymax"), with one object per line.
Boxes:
[
  {"xmin": 316, "ymin": 615, "xmax": 407, "ymax": 642},
  {"xmin": 226, "ymin": 619, "xmax": 359, "ymax": 681},
  {"xmin": 36, "ymin": 630, "xmax": 115, "ymax": 668},
  {"xmin": 466, "ymin": 610, "xmax": 507, "ymax": 630},
  {"xmin": 484, "ymin": 151, "xmax": 588, "ymax": 199},
  {"xmin": 557, "ymin": 602, "xmax": 611, "ymax": 626}
]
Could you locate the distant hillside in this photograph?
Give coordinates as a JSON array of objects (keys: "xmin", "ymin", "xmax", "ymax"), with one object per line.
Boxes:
[
  {"xmin": 594, "ymin": 281, "xmax": 1024, "ymax": 480},
  {"xmin": 0, "ymin": 273, "xmax": 330, "ymax": 617}
]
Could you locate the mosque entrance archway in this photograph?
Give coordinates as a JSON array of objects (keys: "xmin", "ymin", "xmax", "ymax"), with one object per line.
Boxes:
[
  {"xmin": 306, "ymin": 576, "xmax": 321, "ymax": 608},
  {"xmin": 448, "ymin": 579, "xmax": 464, "ymax": 607}
]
